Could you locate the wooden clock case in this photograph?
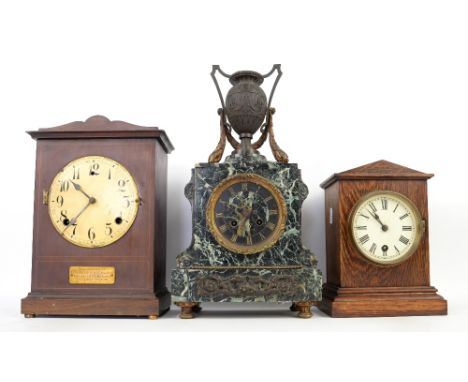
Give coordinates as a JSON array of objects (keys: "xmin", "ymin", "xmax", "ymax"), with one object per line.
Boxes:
[
  {"xmin": 319, "ymin": 160, "xmax": 447, "ymax": 317},
  {"xmin": 21, "ymin": 115, "xmax": 174, "ymax": 318}
]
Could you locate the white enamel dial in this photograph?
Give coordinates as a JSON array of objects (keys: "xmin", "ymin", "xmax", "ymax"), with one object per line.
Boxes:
[{"xmin": 350, "ymin": 191, "xmax": 424, "ymax": 265}]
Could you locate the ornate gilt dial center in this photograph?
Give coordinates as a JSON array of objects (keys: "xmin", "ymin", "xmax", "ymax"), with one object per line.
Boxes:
[{"xmin": 206, "ymin": 173, "xmax": 287, "ymax": 255}]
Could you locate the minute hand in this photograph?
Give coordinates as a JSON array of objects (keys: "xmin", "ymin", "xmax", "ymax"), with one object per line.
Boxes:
[{"xmin": 62, "ymin": 198, "xmax": 95, "ymax": 233}]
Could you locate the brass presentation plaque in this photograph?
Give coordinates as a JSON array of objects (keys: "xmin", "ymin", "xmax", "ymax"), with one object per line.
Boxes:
[{"xmin": 69, "ymin": 266, "xmax": 116, "ymax": 285}]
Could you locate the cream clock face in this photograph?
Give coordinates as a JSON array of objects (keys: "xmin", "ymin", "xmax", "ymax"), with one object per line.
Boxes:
[
  {"xmin": 48, "ymin": 156, "xmax": 139, "ymax": 248},
  {"xmin": 350, "ymin": 191, "xmax": 423, "ymax": 265}
]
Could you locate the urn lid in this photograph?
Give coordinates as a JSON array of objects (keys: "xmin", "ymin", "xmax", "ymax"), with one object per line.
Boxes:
[{"xmin": 229, "ymin": 70, "xmax": 264, "ymax": 85}]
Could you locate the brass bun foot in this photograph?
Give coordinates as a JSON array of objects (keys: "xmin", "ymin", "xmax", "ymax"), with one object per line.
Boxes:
[
  {"xmin": 294, "ymin": 301, "xmax": 315, "ymax": 319},
  {"xmin": 175, "ymin": 302, "xmax": 199, "ymax": 319},
  {"xmin": 148, "ymin": 315, "xmax": 158, "ymax": 320},
  {"xmin": 24, "ymin": 314, "xmax": 35, "ymax": 318}
]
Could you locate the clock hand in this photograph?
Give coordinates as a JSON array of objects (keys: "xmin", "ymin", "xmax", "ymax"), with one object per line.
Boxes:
[
  {"xmin": 62, "ymin": 198, "xmax": 96, "ymax": 233},
  {"xmin": 70, "ymin": 180, "xmax": 95, "ymax": 202},
  {"xmin": 237, "ymin": 216, "xmax": 247, "ymax": 237},
  {"xmin": 366, "ymin": 209, "xmax": 388, "ymax": 232},
  {"xmin": 237, "ymin": 206, "xmax": 253, "ymax": 237}
]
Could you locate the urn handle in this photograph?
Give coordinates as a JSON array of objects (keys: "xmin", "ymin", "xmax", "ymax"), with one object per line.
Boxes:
[
  {"xmin": 210, "ymin": 64, "xmax": 282, "ymax": 111},
  {"xmin": 262, "ymin": 64, "xmax": 283, "ymax": 109}
]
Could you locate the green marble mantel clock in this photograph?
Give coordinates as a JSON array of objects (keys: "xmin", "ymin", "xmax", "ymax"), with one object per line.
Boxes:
[{"xmin": 171, "ymin": 65, "xmax": 322, "ymax": 318}]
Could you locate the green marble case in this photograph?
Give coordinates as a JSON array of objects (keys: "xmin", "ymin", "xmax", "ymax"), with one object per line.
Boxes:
[{"xmin": 171, "ymin": 154, "xmax": 322, "ymax": 307}]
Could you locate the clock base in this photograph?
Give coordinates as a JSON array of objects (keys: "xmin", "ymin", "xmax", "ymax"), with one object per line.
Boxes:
[
  {"xmin": 319, "ymin": 283, "xmax": 447, "ymax": 317},
  {"xmin": 172, "ymin": 267, "xmax": 322, "ymax": 302},
  {"xmin": 21, "ymin": 289, "xmax": 171, "ymax": 318}
]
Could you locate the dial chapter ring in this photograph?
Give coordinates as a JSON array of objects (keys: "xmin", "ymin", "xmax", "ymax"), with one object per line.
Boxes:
[
  {"xmin": 47, "ymin": 155, "xmax": 139, "ymax": 248},
  {"xmin": 206, "ymin": 173, "xmax": 287, "ymax": 255},
  {"xmin": 348, "ymin": 190, "xmax": 424, "ymax": 266}
]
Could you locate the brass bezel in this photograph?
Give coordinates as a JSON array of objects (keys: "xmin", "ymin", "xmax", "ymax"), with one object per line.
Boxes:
[
  {"xmin": 349, "ymin": 190, "xmax": 424, "ymax": 266},
  {"xmin": 48, "ymin": 155, "xmax": 139, "ymax": 248},
  {"xmin": 206, "ymin": 173, "xmax": 287, "ymax": 255}
]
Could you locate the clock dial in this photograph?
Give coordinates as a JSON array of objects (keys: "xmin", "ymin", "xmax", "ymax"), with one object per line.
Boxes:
[
  {"xmin": 350, "ymin": 191, "xmax": 423, "ymax": 265},
  {"xmin": 206, "ymin": 174, "xmax": 287, "ymax": 254},
  {"xmin": 48, "ymin": 156, "xmax": 139, "ymax": 248}
]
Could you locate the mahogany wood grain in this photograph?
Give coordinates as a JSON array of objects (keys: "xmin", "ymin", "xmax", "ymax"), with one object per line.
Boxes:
[
  {"xmin": 21, "ymin": 116, "xmax": 173, "ymax": 318},
  {"xmin": 22, "ymin": 292, "xmax": 171, "ymax": 317}
]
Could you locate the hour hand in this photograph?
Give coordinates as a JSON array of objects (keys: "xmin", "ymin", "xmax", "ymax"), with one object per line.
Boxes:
[
  {"xmin": 70, "ymin": 180, "xmax": 94, "ymax": 201},
  {"xmin": 237, "ymin": 207, "xmax": 253, "ymax": 237},
  {"xmin": 367, "ymin": 209, "xmax": 388, "ymax": 232}
]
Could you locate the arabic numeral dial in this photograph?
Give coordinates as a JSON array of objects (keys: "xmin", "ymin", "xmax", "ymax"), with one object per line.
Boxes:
[{"xmin": 47, "ymin": 155, "xmax": 140, "ymax": 248}]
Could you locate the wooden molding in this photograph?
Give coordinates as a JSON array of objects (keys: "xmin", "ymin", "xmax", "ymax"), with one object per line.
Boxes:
[
  {"xmin": 21, "ymin": 290, "xmax": 171, "ymax": 317},
  {"xmin": 27, "ymin": 115, "xmax": 174, "ymax": 153},
  {"xmin": 320, "ymin": 283, "xmax": 447, "ymax": 317},
  {"xmin": 321, "ymin": 160, "xmax": 433, "ymax": 189}
]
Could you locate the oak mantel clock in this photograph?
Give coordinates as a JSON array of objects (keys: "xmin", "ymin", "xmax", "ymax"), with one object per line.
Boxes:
[
  {"xmin": 171, "ymin": 65, "xmax": 322, "ymax": 319},
  {"xmin": 319, "ymin": 160, "xmax": 447, "ymax": 317},
  {"xmin": 21, "ymin": 115, "xmax": 174, "ymax": 318}
]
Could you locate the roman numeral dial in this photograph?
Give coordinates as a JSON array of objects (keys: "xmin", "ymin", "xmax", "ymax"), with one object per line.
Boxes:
[
  {"xmin": 350, "ymin": 191, "xmax": 423, "ymax": 265},
  {"xmin": 206, "ymin": 173, "xmax": 287, "ymax": 255},
  {"xmin": 48, "ymin": 156, "xmax": 139, "ymax": 248}
]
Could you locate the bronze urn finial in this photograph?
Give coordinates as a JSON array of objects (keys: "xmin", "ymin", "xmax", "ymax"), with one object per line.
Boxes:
[{"xmin": 208, "ymin": 64, "xmax": 288, "ymax": 163}]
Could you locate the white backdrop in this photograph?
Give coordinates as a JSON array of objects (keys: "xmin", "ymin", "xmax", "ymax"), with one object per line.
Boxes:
[{"xmin": 0, "ymin": 0, "xmax": 467, "ymax": 379}]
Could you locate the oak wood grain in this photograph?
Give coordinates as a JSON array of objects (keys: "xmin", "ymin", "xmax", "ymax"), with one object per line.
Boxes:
[
  {"xmin": 319, "ymin": 160, "xmax": 447, "ymax": 317},
  {"xmin": 320, "ymin": 283, "xmax": 447, "ymax": 317}
]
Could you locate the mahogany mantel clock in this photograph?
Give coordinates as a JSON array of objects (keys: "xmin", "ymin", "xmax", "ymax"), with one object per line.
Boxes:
[
  {"xmin": 319, "ymin": 160, "xmax": 447, "ymax": 317},
  {"xmin": 21, "ymin": 115, "xmax": 173, "ymax": 318}
]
